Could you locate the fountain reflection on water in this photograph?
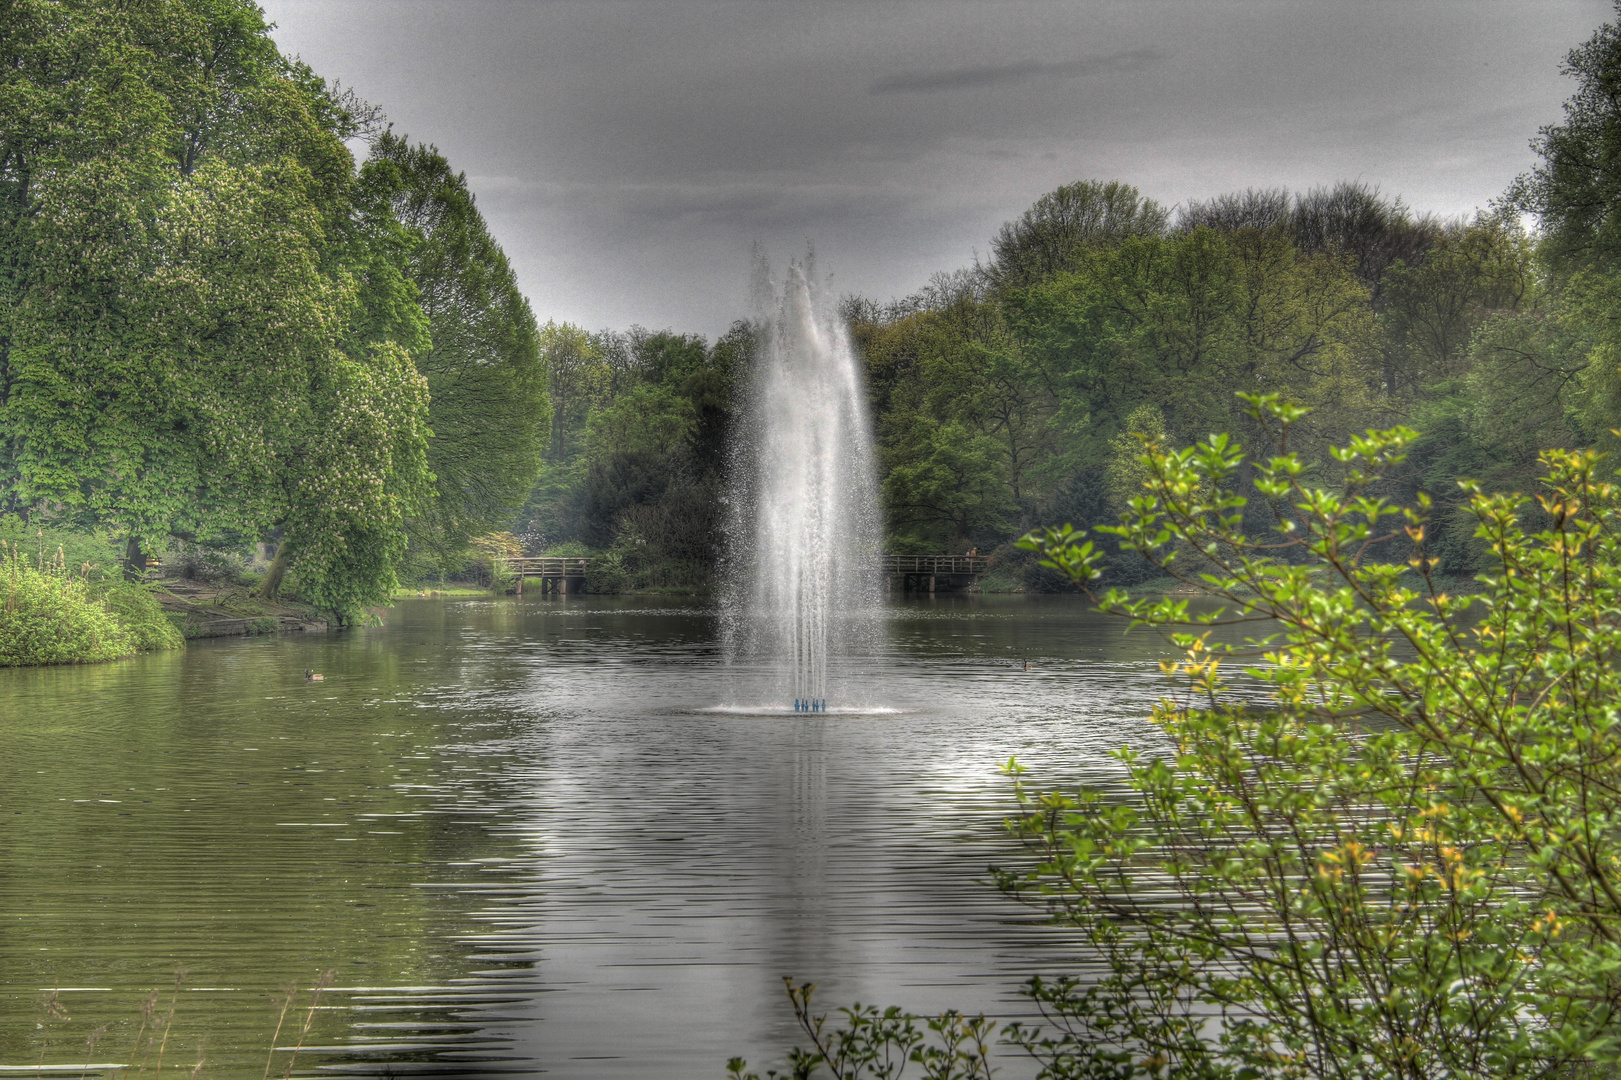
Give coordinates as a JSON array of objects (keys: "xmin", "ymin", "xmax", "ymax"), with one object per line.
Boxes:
[{"xmin": 723, "ymin": 255, "xmax": 883, "ymax": 712}]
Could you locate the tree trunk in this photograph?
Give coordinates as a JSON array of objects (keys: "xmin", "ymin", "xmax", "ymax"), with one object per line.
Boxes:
[
  {"xmin": 122, "ymin": 534, "xmax": 144, "ymax": 582},
  {"xmin": 260, "ymin": 542, "xmax": 292, "ymax": 601}
]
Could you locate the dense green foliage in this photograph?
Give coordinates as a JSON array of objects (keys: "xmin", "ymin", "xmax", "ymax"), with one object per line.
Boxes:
[
  {"xmin": 520, "ymin": 320, "xmax": 744, "ymax": 588},
  {"xmin": 0, "ymin": 0, "xmax": 554, "ymax": 621},
  {"xmin": 850, "ymin": 192, "xmax": 1559, "ymax": 584},
  {"xmin": 532, "ymin": 173, "xmax": 1567, "ymax": 592},
  {"xmin": 100, "ymin": 581, "xmax": 187, "ymax": 653},
  {"xmin": 0, "ymin": 553, "xmax": 129, "ymax": 666},
  {"xmin": 0, "ymin": 516, "xmax": 120, "ymax": 573},
  {"xmin": 0, "ymin": 543, "xmax": 181, "ymax": 665},
  {"xmin": 365, "ymin": 133, "xmax": 548, "ymax": 573},
  {"xmin": 1513, "ymin": 11, "xmax": 1621, "ymax": 273}
]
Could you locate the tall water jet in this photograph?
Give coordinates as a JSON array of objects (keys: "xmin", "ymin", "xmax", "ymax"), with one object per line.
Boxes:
[{"xmin": 723, "ymin": 256, "xmax": 883, "ymax": 710}]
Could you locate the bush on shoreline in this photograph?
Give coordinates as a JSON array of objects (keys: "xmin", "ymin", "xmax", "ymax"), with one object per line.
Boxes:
[
  {"xmin": 100, "ymin": 583, "xmax": 186, "ymax": 654},
  {"xmin": 0, "ymin": 545, "xmax": 182, "ymax": 666}
]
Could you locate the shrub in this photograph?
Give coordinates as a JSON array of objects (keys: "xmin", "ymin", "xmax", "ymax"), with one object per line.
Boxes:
[
  {"xmin": 100, "ymin": 583, "xmax": 186, "ymax": 653},
  {"xmin": 0, "ymin": 545, "xmax": 133, "ymax": 665},
  {"xmin": 467, "ymin": 531, "xmax": 523, "ymax": 591},
  {"xmin": 489, "ymin": 558, "xmax": 518, "ymax": 594},
  {"xmin": 0, "ymin": 517, "xmax": 120, "ymax": 579},
  {"xmin": 585, "ymin": 550, "xmax": 629, "ymax": 593}
]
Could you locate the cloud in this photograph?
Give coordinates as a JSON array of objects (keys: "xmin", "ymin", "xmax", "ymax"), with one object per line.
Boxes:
[
  {"xmin": 868, "ymin": 47, "xmax": 1162, "ymax": 96},
  {"xmin": 264, "ymin": 0, "xmax": 1607, "ymax": 335}
]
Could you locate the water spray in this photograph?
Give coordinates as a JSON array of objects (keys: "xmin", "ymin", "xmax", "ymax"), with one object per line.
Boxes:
[{"xmin": 722, "ymin": 254, "xmax": 883, "ymax": 715}]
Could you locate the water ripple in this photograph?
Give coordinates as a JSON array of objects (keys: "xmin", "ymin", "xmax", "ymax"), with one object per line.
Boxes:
[{"xmin": 1, "ymin": 595, "xmax": 1251, "ymax": 1078}]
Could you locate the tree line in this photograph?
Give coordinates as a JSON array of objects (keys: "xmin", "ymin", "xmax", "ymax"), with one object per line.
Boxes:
[
  {"xmin": 11, "ymin": 0, "xmax": 1621, "ymax": 612},
  {"xmin": 850, "ymin": 176, "xmax": 1600, "ymax": 586},
  {"xmin": 533, "ymin": 96, "xmax": 1621, "ymax": 593}
]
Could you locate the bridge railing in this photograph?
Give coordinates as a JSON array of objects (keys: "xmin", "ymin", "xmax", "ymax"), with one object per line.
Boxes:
[
  {"xmin": 496, "ymin": 554, "xmax": 987, "ymax": 578},
  {"xmin": 494, "ymin": 556, "xmax": 593, "ymax": 577},
  {"xmin": 880, "ymin": 555, "xmax": 988, "ymax": 575}
]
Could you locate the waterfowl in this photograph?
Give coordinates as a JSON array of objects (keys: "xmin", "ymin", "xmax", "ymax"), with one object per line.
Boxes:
[{"xmin": 305, "ymin": 669, "xmax": 324, "ymax": 682}]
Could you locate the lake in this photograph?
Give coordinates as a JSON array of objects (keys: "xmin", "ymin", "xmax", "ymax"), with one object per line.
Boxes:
[{"xmin": 0, "ymin": 593, "xmax": 1204, "ymax": 1077}]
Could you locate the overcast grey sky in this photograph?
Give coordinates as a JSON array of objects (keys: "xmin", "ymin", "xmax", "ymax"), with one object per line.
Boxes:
[{"xmin": 263, "ymin": 0, "xmax": 1614, "ymax": 339}]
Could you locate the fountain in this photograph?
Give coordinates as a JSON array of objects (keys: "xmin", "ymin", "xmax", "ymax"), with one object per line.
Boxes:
[{"xmin": 722, "ymin": 255, "xmax": 883, "ymax": 711}]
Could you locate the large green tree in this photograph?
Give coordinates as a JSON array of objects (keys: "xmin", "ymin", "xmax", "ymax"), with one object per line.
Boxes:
[
  {"xmin": 0, "ymin": 0, "xmax": 432, "ymax": 615},
  {"xmin": 365, "ymin": 133, "xmax": 547, "ymax": 570},
  {"xmin": 1514, "ymin": 1, "xmax": 1621, "ymax": 274},
  {"xmin": 984, "ymin": 179, "xmax": 1168, "ymax": 292}
]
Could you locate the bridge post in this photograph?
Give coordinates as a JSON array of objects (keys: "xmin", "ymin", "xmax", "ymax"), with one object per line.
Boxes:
[{"xmin": 929, "ymin": 574, "xmax": 935, "ymax": 595}]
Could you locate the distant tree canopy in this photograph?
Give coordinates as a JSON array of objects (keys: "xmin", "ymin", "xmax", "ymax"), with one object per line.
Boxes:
[
  {"xmin": 983, "ymin": 179, "xmax": 1168, "ymax": 291},
  {"xmin": 844, "ymin": 173, "xmax": 1571, "ymax": 582},
  {"xmin": 520, "ymin": 320, "xmax": 748, "ymax": 588}
]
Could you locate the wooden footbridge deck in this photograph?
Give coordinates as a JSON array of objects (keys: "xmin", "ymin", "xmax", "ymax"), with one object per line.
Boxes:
[{"xmin": 495, "ymin": 554, "xmax": 989, "ymax": 595}]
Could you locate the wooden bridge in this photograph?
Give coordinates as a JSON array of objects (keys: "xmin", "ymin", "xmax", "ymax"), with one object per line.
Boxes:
[
  {"xmin": 495, "ymin": 556, "xmax": 593, "ymax": 595},
  {"xmin": 495, "ymin": 554, "xmax": 989, "ymax": 595},
  {"xmin": 881, "ymin": 554, "xmax": 988, "ymax": 594}
]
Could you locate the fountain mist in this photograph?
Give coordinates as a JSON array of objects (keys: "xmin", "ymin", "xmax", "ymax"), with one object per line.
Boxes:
[{"xmin": 723, "ymin": 256, "xmax": 883, "ymax": 710}]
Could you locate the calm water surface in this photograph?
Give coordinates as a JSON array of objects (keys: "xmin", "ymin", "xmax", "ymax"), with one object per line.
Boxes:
[{"xmin": 0, "ymin": 594, "xmax": 1226, "ymax": 1077}]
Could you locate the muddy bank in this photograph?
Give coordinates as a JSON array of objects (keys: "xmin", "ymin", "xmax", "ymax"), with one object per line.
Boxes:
[{"xmin": 151, "ymin": 580, "xmax": 329, "ymax": 638}]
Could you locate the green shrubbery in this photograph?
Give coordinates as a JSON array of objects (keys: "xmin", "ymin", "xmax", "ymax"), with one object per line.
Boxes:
[
  {"xmin": 581, "ymin": 550, "xmax": 628, "ymax": 593},
  {"xmin": 0, "ymin": 547, "xmax": 131, "ymax": 665},
  {"xmin": 100, "ymin": 583, "xmax": 186, "ymax": 653},
  {"xmin": 0, "ymin": 544, "xmax": 182, "ymax": 666}
]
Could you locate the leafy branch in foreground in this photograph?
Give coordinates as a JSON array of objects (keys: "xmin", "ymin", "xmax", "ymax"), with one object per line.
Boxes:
[
  {"xmin": 726, "ymin": 979, "xmax": 994, "ymax": 1080},
  {"xmin": 1004, "ymin": 393, "xmax": 1621, "ymax": 1078},
  {"xmin": 738, "ymin": 394, "xmax": 1621, "ymax": 1078}
]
